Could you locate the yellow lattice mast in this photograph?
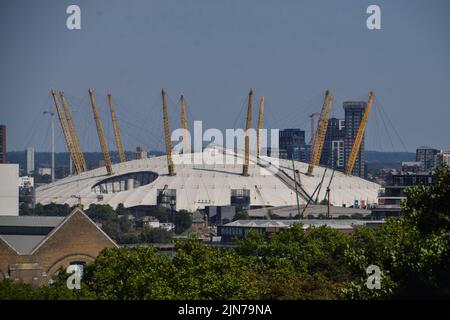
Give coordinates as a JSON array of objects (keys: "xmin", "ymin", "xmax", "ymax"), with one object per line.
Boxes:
[
  {"xmin": 59, "ymin": 91, "xmax": 87, "ymax": 172},
  {"xmin": 243, "ymin": 88, "xmax": 253, "ymax": 176},
  {"xmin": 345, "ymin": 91, "xmax": 375, "ymax": 175},
  {"xmin": 88, "ymin": 88, "xmax": 113, "ymax": 175},
  {"xmin": 307, "ymin": 90, "xmax": 333, "ymax": 176},
  {"xmin": 108, "ymin": 94, "xmax": 126, "ymax": 163},
  {"xmin": 180, "ymin": 95, "xmax": 189, "ymax": 154},
  {"xmin": 256, "ymin": 96, "xmax": 264, "ymax": 157},
  {"xmin": 161, "ymin": 89, "xmax": 175, "ymax": 176},
  {"xmin": 51, "ymin": 89, "xmax": 82, "ymax": 174}
]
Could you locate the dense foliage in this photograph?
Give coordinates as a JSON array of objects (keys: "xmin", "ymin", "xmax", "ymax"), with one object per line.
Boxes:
[{"xmin": 2, "ymin": 168, "xmax": 449, "ymax": 300}]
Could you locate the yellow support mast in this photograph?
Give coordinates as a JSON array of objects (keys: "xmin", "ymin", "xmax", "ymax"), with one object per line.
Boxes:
[
  {"xmin": 88, "ymin": 88, "xmax": 114, "ymax": 175},
  {"xmin": 345, "ymin": 91, "xmax": 375, "ymax": 175},
  {"xmin": 256, "ymin": 96, "xmax": 264, "ymax": 157},
  {"xmin": 307, "ymin": 90, "xmax": 333, "ymax": 176},
  {"xmin": 59, "ymin": 91, "xmax": 87, "ymax": 172},
  {"xmin": 162, "ymin": 89, "xmax": 175, "ymax": 176},
  {"xmin": 108, "ymin": 94, "xmax": 126, "ymax": 163},
  {"xmin": 243, "ymin": 88, "xmax": 253, "ymax": 176},
  {"xmin": 51, "ymin": 89, "xmax": 82, "ymax": 174},
  {"xmin": 180, "ymin": 95, "xmax": 189, "ymax": 154}
]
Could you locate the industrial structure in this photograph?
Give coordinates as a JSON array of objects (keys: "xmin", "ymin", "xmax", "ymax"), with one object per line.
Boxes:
[
  {"xmin": 307, "ymin": 90, "xmax": 333, "ymax": 175},
  {"xmin": 108, "ymin": 94, "xmax": 126, "ymax": 163},
  {"xmin": 35, "ymin": 88, "xmax": 380, "ymax": 213},
  {"xmin": 345, "ymin": 91, "xmax": 374, "ymax": 176},
  {"xmin": 243, "ymin": 89, "xmax": 253, "ymax": 176},
  {"xmin": 60, "ymin": 91, "xmax": 87, "ymax": 172},
  {"xmin": 35, "ymin": 147, "xmax": 379, "ymax": 211},
  {"xmin": 88, "ymin": 89, "xmax": 114, "ymax": 175},
  {"xmin": 51, "ymin": 89, "xmax": 83, "ymax": 175}
]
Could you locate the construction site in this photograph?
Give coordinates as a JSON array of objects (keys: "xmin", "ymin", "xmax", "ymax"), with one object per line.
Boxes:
[{"xmin": 35, "ymin": 88, "xmax": 380, "ymax": 216}]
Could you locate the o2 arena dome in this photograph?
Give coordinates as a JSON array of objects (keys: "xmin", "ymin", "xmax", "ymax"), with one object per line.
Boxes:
[{"xmin": 35, "ymin": 147, "xmax": 380, "ymax": 212}]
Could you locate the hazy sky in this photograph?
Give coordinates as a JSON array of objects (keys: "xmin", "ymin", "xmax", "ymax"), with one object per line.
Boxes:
[{"xmin": 1, "ymin": 0, "xmax": 449, "ymax": 153}]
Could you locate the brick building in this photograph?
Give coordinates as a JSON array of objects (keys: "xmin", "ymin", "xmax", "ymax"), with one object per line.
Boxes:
[{"xmin": 0, "ymin": 208, "xmax": 117, "ymax": 286}]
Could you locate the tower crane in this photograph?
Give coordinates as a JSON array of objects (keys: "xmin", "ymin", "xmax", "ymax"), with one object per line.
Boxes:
[
  {"xmin": 108, "ymin": 94, "xmax": 126, "ymax": 163},
  {"xmin": 243, "ymin": 89, "xmax": 253, "ymax": 176},
  {"xmin": 51, "ymin": 89, "xmax": 82, "ymax": 174},
  {"xmin": 345, "ymin": 91, "xmax": 375, "ymax": 175},
  {"xmin": 88, "ymin": 89, "xmax": 113, "ymax": 175},
  {"xmin": 59, "ymin": 91, "xmax": 87, "ymax": 172},
  {"xmin": 307, "ymin": 90, "xmax": 333, "ymax": 176},
  {"xmin": 161, "ymin": 89, "xmax": 175, "ymax": 176}
]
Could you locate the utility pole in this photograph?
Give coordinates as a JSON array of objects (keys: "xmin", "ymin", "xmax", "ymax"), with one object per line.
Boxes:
[{"xmin": 43, "ymin": 110, "xmax": 55, "ymax": 182}]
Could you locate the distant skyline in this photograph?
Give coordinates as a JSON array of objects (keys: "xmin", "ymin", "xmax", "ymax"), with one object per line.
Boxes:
[{"xmin": 1, "ymin": 0, "xmax": 450, "ymax": 153}]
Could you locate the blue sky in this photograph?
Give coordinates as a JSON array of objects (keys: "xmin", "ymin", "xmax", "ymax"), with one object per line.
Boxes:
[{"xmin": 1, "ymin": 0, "xmax": 449, "ymax": 152}]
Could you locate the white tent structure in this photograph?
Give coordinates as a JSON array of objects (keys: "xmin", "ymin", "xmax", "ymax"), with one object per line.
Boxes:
[{"xmin": 35, "ymin": 147, "xmax": 380, "ymax": 212}]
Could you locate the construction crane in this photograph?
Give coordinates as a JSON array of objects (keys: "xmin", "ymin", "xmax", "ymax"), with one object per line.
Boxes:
[
  {"xmin": 256, "ymin": 96, "xmax": 264, "ymax": 157},
  {"xmin": 51, "ymin": 89, "xmax": 82, "ymax": 174},
  {"xmin": 309, "ymin": 112, "xmax": 320, "ymax": 145},
  {"xmin": 107, "ymin": 94, "xmax": 126, "ymax": 163},
  {"xmin": 243, "ymin": 89, "xmax": 253, "ymax": 176},
  {"xmin": 88, "ymin": 88, "xmax": 114, "ymax": 175},
  {"xmin": 161, "ymin": 89, "xmax": 175, "ymax": 176},
  {"xmin": 345, "ymin": 91, "xmax": 375, "ymax": 175},
  {"xmin": 59, "ymin": 91, "xmax": 87, "ymax": 172},
  {"xmin": 307, "ymin": 90, "xmax": 333, "ymax": 176},
  {"xmin": 180, "ymin": 95, "xmax": 189, "ymax": 154}
]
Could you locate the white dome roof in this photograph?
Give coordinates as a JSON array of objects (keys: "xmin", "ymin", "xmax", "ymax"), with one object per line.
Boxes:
[{"xmin": 36, "ymin": 147, "xmax": 380, "ymax": 211}]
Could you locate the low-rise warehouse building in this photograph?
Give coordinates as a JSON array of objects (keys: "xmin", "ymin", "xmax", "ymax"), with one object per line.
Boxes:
[{"xmin": 218, "ymin": 219, "xmax": 385, "ymax": 243}]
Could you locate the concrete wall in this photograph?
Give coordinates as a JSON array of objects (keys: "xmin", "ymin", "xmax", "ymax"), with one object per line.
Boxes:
[{"xmin": 0, "ymin": 164, "xmax": 19, "ymax": 216}]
